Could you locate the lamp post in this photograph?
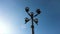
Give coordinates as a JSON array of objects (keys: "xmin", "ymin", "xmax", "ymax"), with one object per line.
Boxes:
[{"xmin": 25, "ymin": 7, "xmax": 41, "ymax": 34}]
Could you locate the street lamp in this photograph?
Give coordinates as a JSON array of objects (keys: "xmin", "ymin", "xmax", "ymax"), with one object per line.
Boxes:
[
  {"xmin": 25, "ymin": 17, "xmax": 30, "ymax": 24},
  {"xmin": 25, "ymin": 7, "xmax": 29, "ymax": 13},
  {"xmin": 34, "ymin": 18, "xmax": 38, "ymax": 25},
  {"xmin": 25, "ymin": 7, "xmax": 41, "ymax": 34},
  {"xmin": 36, "ymin": 9, "xmax": 41, "ymax": 14},
  {"xmin": 34, "ymin": 9, "xmax": 41, "ymax": 17}
]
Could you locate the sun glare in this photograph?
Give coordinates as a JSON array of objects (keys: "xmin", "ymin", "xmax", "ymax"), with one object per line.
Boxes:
[
  {"xmin": 0, "ymin": 24, "xmax": 7, "ymax": 34},
  {"xmin": 0, "ymin": 22, "xmax": 10, "ymax": 34},
  {"xmin": 0, "ymin": 16, "xmax": 11, "ymax": 34}
]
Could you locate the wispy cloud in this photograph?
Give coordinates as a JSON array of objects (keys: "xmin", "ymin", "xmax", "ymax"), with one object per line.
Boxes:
[{"xmin": 20, "ymin": 24, "xmax": 27, "ymax": 29}]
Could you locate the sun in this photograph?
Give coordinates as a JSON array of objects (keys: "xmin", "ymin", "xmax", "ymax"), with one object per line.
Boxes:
[
  {"xmin": 0, "ymin": 22, "xmax": 10, "ymax": 34},
  {"xmin": 0, "ymin": 16, "xmax": 11, "ymax": 34},
  {"xmin": 0, "ymin": 24, "xmax": 6, "ymax": 34}
]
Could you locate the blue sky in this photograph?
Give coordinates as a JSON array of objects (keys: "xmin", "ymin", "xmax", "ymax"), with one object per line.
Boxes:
[{"xmin": 0, "ymin": 0, "xmax": 60, "ymax": 34}]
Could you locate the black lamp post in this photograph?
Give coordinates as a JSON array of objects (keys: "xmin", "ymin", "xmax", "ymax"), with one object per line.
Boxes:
[{"xmin": 25, "ymin": 7, "xmax": 41, "ymax": 34}]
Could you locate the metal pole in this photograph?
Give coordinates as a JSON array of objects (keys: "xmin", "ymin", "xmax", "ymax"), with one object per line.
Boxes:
[{"xmin": 31, "ymin": 14, "xmax": 34, "ymax": 34}]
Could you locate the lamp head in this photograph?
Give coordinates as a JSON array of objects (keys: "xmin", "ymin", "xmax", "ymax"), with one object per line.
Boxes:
[
  {"xmin": 36, "ymin": 9, "xmax": 41, "ymax": 14},
  {"xmin": 25, "ymin": 17, "xmax": 30, "ymax": 24},
  {"xmin": 30, "ymin": 12, "xmax": 34, "ymax": 17},
  {"xmin": 25, "ymin": 7, "xmax": 29, "ymax": 13},
  {"xmin": 34, "ymin": 18, "xmax": 38, "ymax": 25}
]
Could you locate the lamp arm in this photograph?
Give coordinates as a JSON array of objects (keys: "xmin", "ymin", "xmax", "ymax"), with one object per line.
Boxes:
[
  {"xmin": 34, "ymin": 14, "xmax": 38, "ymax": 17},
  {"xmin": 27, "ymin": 12, "xmax": 31, "ymax": 17}
]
